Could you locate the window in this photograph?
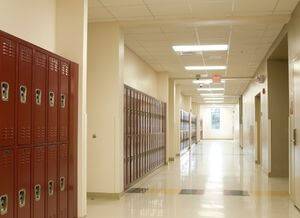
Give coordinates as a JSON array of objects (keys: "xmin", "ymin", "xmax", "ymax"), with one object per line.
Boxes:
[{"xmin": 211, "ymin": 108, "xmax": 220, "ymax": 129}]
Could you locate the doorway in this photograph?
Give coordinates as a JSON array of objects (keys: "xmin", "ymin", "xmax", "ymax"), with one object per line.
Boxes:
[{"xmin": 255, "ymin": 94, "xmax": 262, "ymax": 165}]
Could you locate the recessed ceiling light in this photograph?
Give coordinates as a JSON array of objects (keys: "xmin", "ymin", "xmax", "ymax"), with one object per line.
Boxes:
[
  {"xmin": 200, "ymin": 93, "xmax": 224, "ymax": 97},
  {"xmin": 197, "ymin": 88, "xmax": 225, "ymax": 91},
  {"xmin": 185, "ymin": 66, "xmax": 227, "ymax": 71},
  {"xmin": 205, "ymin": 101, "xmax": 223, "ymax": 104},
  {"xmin": 193, "ymin": 79, "xmax": 212, "ymax": 84},
  {"xmin": 173, "ymin": 45, "xmax": 228, "ymax": 52},
  {"xmin": 203, "ymin": 97, "xmax": 224, "ymax": 100}
]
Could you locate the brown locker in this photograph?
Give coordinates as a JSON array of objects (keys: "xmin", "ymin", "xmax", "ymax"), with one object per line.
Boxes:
[
  {"xmin": 46, "ymin": 144, "xmax": 58, "ymax": 218},
  {"xmin": 59, "ymin": 61, "xmax": 69, "ymax": 142},
  {"xmin": 16, "ymin": 147, "xmax": 31, "ymax": 218},
  {"xmin": 0, "ymin": 149, "xmax": 14, "ymax": 218},
  {"xmin": 47, "ymin": 56, "xmax": 59, "ymax": 143},
  {"xmin": 0, "ymin": 35, "xmax": 16, "ymax": 148},
  {"xmin": 58, "ymin": 144, "xmax": 68, "ymax": 218},
  {"xmin": 32, "ymin": 50, "xmax": 47, "ymax": 145},
  {"xmin": 32, "ymin": 146, "xmax": 46, "ymax": 218},
  {"xmin": 17, "ymin": 43, "xmax": 33, "ymax": 146}
]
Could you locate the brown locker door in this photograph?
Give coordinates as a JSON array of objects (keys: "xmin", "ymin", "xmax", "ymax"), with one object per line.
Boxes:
[
  {"xmin": 58, "ymin": 144, "xmax": 68, "ymax": 218},
  {"xmin": 0, "ymin": 149, "xmax": 14, "ymax": 218},
  {"xmin": 32, "ymin": 50, "xmax": 47, "ymax": 145},
  {"xmin": 46, "ymin": 144, "xmax": 58, "ymax": 218},
  {"xmin": 17, "ymin": 44, "xmax": 33, "ymax": 146},
  {"xmin": 32, "ymin": 146, "xmax": 46, "ymax": 218},
  {"xmin": 16, "ymin": 147, "xmax": 31, "ymax": 218},
  {"xmin": 59, "ymin": 61, "xmax": 69, "ymax": 142},
  {"xmin": 0, "ymin": 35, "xmax": 16, "ymax": 148},
  {"xmin": 47, "ymin": 56, "xmax": 59, "ymax": 143}
]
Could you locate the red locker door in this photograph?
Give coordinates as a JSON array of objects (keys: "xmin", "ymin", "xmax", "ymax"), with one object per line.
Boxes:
[
  {"xmin": 46, "ymin": 144, "xmax": 58, "ymax": 218},
  {"xmin": 47, "ymin": 56, "xmax": 59, "ymax": 143},
  {"xmin": 32, "ymin": 50, "xmax": 47, "ymax": 145},
  {"xmin": 0, "ymin": 149, "xmax": 14, "ymax": 218},
  {"xmin": 16, "ymin": 147, "xmax": 31, "ymax": 218},
  {"xmin": 58, "ymin": 144, "xmax": 68, "ymax": 218},
  {"xmin": 0, "ymin": 35, "xmax": 16, "ymax": 148},
  {"xmin": 59, "ymin": 61, "xmax": 69, "ymax": 142},
  {"xmin": 32, "ymin": 146, "xmax": 46, "ymax": 218},
  {"xmin": 17, "ymin": 43, "xmax": 33, "ymax": 146}
]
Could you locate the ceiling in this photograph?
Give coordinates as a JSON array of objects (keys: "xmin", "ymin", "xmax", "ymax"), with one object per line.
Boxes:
[{"xmin": 88, "ymin": 0, "xmax": 299, "ymax": 104}]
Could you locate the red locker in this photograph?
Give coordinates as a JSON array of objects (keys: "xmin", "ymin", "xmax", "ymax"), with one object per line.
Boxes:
[
  {"xmin": 58, "ymin": 144, "xmax": 68, "ymax": 218},
  {"xmin": 32, "ymin": 146, "xmax": 46, "ymax": 218},
  {"xmin": 46, "ymin": 144, "xmax": 58, "ymax": 218},
  {"xmin": 0, "ymin": 35, "xmax": 16, "ymax": 148},
  {"xmin": 59, "ymin": 60, "xmax": 69, "ymax": 142},
  {"xmin": 47, "ymin": 56, "xmax": 59, "ymax": 143},
  {"xmin": 16, "ymin": 147, "xmax": 31, "ymax": 218},
  {"xmin": 32, "ymin": 50, "xmax": 47, "ymax": 145},
  {"xmin": 0, "ymin": 149, "xmax": 14, "ymax": 218},
  {"xmin": 17, "ymin": 43, "xmax": 33, "ymax": 146}
]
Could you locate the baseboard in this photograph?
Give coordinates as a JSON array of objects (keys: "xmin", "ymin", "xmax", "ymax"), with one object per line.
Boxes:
[{"xmin": 87, "ymin": 191, "xmax": 124, "ymax": 200}]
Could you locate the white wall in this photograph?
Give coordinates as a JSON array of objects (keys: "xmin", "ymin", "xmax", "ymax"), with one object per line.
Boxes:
[
  {"xmin": 200, "ymin": 105, "xmax": 235, "ymax": 140},
  {"xmin": 0, "ymin": 0, "xmax": 56, "ymax": 51}
]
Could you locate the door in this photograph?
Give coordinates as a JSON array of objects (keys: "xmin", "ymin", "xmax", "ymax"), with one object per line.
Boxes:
[
  {"xmin": 291, "ymin": 59, "xmax": 300, "ymax": 207},
  {"xmin": 255, "ymin": 94, "xmax": 262, "ymax": 165}
]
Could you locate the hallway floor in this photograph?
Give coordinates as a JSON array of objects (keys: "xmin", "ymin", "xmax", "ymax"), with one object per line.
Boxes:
[{"xmin": 87, "ymin": 140, "xmax": 300, "ymax": 218}]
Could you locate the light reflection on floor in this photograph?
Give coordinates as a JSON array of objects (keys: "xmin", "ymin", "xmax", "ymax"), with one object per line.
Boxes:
[{"xmin": 87, "ymin": 140, "xmax": 300, "ymax": 218}]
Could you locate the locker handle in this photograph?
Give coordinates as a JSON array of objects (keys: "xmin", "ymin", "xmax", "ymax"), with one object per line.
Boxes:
[
  {"xmin": 61, "ymin": 94, "xmax": 66, "ymax": 108},
  {"xmin": 35, "ymin": 89, "xmax": 42, "ymax": 105},
  {"xmin": 34, "ymin": 184, "xmax": 41, "ymax": 201},
  {"xmin": 19, "ymin": 85, "xmax": 27, "ymax": 104},
  {"xmin": 60, "ymin": 177, "xmax": 66, "ymax": 191},
  {"xmin": 49, "ymin": 92, "xmax": 55, "ymax": 107},
  {"xmin": 0, "ymin": 195, "xmax": 8, "ymax": 215},
  {"xmin": 1, "ymin": 82, "xmax": 9, "ymax": 102},
  {"xmin": 18, "ymin": 189, "xmax": 26, "ymax": 208},
  {"xmin": 48, "ymin": 180, "xmax": 54, "ymax": 196}
]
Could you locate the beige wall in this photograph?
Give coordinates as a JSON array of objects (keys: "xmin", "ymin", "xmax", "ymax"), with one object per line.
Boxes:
[
  {"xmin": 87, "ymin": 22, "xmax": 124, "ymax": 194},
  {"xmin": 0, "ymin": 0, "xmax": 56, "ymax": 51}
]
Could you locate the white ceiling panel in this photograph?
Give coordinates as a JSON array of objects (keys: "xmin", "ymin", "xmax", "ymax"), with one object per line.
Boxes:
[{"xmin": 108, "ymin": 5, "xmax": 152, "ymax": 19}]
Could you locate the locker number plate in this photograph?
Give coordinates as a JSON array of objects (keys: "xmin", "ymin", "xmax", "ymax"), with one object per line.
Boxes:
[
  {"xmin": 1, "ymin": 82, "xmax": 9, "ymax": 102},
  {"xmin": 0, "ymin": 195, "xmax": 8, "ymax": 215}
]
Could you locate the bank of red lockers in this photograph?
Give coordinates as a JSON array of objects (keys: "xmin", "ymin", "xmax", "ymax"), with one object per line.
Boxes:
[{"xmin": 0, "ymin": 30, "xmax": 78, "ymax": 218}]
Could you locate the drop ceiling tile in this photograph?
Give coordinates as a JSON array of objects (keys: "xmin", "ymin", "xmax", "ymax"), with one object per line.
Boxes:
[
  {"xmin": 108, "ymin": 5, "xmax": 153, "ymax": 19},
  {"xmin": 144, "ymin": 0, "xmax": 186, "ymax": 4},
  {"xmin": 100, "ymin": 0, "xmax": 144, "ymax": 6},
  {"xmin": 189, "ymin": 0, "xmax": 234, "ymax": 17},
  {"xmin": 234, "ymin": 0, "xmax": 278, "ymax": 12},
  {"xmin": 274, "ymin": 0, "xmax": 299, "ymax": 12},
  {"xmin": 89, "ymin": 0, "xmax": 102, "ymax": 7},
  {"xmin": 88, "ymin": 7, "xmax": 115, "ymax": 21},
  {"xmin": 147, "ymin": 3, "xmax": 191, "ymax": 16}
]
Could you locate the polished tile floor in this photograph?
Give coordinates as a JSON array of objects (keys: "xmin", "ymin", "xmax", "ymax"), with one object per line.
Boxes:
[{"xmin": 87, "ymin": 140, "xmax": 300, "ymax": 218}]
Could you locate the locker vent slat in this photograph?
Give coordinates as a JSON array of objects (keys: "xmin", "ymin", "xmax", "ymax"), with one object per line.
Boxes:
[{"xmin": 2, "ymin": 39, "xmax": 15, "ymax": 58}]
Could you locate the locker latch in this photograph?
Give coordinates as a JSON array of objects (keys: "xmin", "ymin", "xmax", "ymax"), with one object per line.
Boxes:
[
  {"xmin": 18, "ymin": 189, "xmax": 26, "ymax": 208},
  {"xmin": 0, "ymin": 195, "xmax": 8, "ymax": 215},
  {"xmin": 34, "ymin": 184, "xmax": 41, "ymax": 201},
  {"xmin": 19, "ymin": 85, "xmax": 27, "ymax": 104},
  {"xmin": 48, "ymin": 180, "xmax": 54, "ymax": 196},
  {"xmin": 61, "ymin": 94, "xmax": 66, "ymax": 108},
  {"xmin": 49, "ymin": 92, "xmax": 55, "ymax": 107},
  {"xmin": 60, "ymin": 177, "xmax": 66, "ymax": 191},
  {"xmin": 1, "ymin": 82, "xmax": 9, "ymax": 102},
  {"xmin": 35, "ymin": 89, "xmax": 42, "ymax": 105}
]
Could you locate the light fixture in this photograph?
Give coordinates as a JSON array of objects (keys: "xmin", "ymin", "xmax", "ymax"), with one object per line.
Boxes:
[
  {"xmin": 192, "ymin": 79, "xmax": 212, "ymax": 84},
  {"xmin": 173, "ymin": 45, "xmax": 228, "ymax": 52},
  {"xmin": 200, "ymin": 93, "xmax": 224, "ymax": 97},
  {"xmin": 203, "ymin": 97, "xmax": 224, "ymax": 100},
  {"xmin": 185, "ymin": 66, "xmax": 227, "ymax": 71},
  {"xmin": 205, "ymin": 101, "xmax": 223, "ymax": 104},
  {"xmin": 197, "ymin": 88, "xmax": 225, "ymax": 91}
]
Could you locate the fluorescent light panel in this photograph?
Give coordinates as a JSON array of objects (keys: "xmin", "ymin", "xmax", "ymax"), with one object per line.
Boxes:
[
  {"xmin": 203, "ymin": 98, "xmax": 224, "ymax": 100},
  {"xmin": 205, "ymin": 101, "xmax": 223, "ymax": 104},
  {"xmin": 197, "ymin": 88, "xmax": 225, "ymax": 91},
  {"xmin": 192, "ymin": 79, "xmax": 226, "ymax": 84},
  {"xmin": 186, "ymin": 66, "xmax": 227, "ymax": 71},
  {"xmin": 173, "ymin": 45, "xmax": 228, "ymax": 52},
  {"xmin": 201, "ymin": 93, "xmax": 224, "ymax": 97}
]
